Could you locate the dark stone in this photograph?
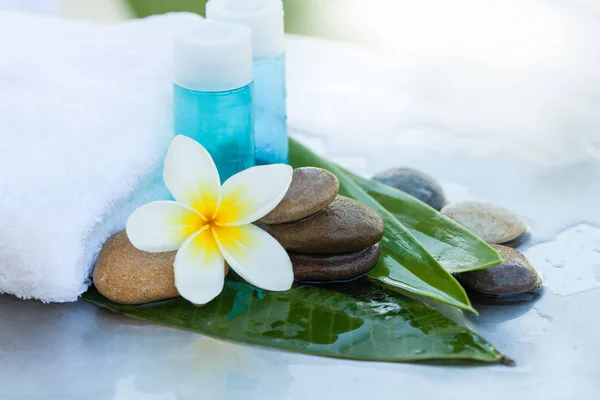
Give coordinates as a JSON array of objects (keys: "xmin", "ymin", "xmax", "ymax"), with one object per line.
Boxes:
[
  {"xmin": 257, "ymin": 195, "xmax": 384, "ymax": 254},
  {"xmin": 372, "ymin": 167, "xmax": 446, "ymax": 210},
  {"xmin": 291, "ymin": 243, "xmax": 382, "ymax": 282},
  {"xmin": 501, "ymin": 231, "xmax": 531, "ymax": 249},
  {"xmin": 260, "ymin": 167, "xmax": 339, "ymax": 224},
  {"xmin": 458, "ymin": 245, "xmax": 543, "ymax": 295}
]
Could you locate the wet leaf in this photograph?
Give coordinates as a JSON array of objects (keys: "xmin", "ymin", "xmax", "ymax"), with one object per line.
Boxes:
[
  {"xmin": 82, "ymin": 280, "xmax": 503, "ymax": 364},
  {"xmin": 289, "ymin": 138, "xmax": 486, "ymax": 311},
  {"xmin": 345, "ymin": 171, "xmax": 503, "ymax": 273}
]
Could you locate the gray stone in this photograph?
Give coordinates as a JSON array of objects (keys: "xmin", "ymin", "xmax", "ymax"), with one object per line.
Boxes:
[
  {"xmin": 93, "ymin": 231, "xmax": 228, "ymax": 305},
  {"xmin": 260, "ymin": 167, "xmax": 339, "ymax": 224},
  {"xmin": 372, "ymin": 167, "xmax": 446, "ymax": 210},
  {"xmin": 441, "ymin": 200, "xmax": 528, "ymax": 244},
  {"xmin": 458, "ymin": 245, "xmax": 543, "ymax": 295},
  {"xmin": 257, "ymin": 195, "xmax": 384, "ymax": 254},
  {"xmin": 291, "ymin": 243, "xmax": 382, "ymax": 282}
]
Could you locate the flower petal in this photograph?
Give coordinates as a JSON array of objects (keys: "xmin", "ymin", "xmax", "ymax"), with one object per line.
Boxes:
[
  {"xmin": 215, "ymin": 164, "xmax": 293, "ymax": 226},
  {"xmin": 174, "ymin": 227, "xmax": 226, "ymax": 305},
  {"xmin": 213, "ymin": 224, "xmax": 294, "ymax": 291},
  {"xmin": 126, "ymin": 201, "xmax": 205, "ymax": 252},
  {"xmin": 163, "ymin": 135, "xmax": 221, "ymax": 219}
]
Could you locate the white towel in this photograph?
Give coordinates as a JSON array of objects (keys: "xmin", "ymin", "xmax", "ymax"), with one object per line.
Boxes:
[{"xmin": 0, "ymin": 11, "xmax": 202, "ymax": 302}]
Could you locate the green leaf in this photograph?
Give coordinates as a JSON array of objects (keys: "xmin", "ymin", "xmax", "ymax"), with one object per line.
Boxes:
[
  {"xmin": 127, "ymin": 0, "xmax": 208, "ymax": 17},
  {"xmin": 343, "ymin": 171, "xmax": 503, "ymax": 274},
  {"xmin": 82, "ymin": 280, "xmax": 504, "ymax": 364},
  {"xmin": 288, "ymin": 139, "xmax": 476, "ymax": 312}
]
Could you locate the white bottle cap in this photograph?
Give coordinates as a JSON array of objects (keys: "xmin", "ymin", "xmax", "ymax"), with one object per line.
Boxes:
[
  {"xmin": 174, "ymin": 20, "xmax": 253, "ymax": 92},
  {"xmin": 206, "ymin": 0, "xmax": 284, "ymax": 60}
]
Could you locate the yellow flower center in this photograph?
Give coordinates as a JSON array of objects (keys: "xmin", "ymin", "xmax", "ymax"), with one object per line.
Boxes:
[
  {"xmin": 181, "ymin": 199, "xmax": 241, "ymax": 239},
  {"xmin": 182, "ymin": 209, "xmax": 252, "ymax": 259}
]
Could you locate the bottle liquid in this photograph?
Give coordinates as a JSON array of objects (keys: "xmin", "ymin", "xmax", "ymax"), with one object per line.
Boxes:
[
  {"xmin": 173, "ymin": 20, "xmax": 255, "ymax": 181},
  {"xmin": 206, "ymin": 0, "xmax": 288, "ymax": 165}
]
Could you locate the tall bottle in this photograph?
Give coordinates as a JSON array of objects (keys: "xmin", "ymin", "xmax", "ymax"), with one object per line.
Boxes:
[
  {"xmin": 207, "ymin": 0, "xmax": 288, "ymax": 165},
  {"xmin": 173, "ymin": 20, "xmax": 255, "ymax": 181}
]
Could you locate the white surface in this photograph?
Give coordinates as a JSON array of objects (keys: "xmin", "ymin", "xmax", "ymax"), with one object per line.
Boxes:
[
  {"xmin": 174, "ymin": 19, "xmax": 254, "ymax": 91},
  {"xmin": 0, "ymin": 11, "xmax": 201, "ymax": 302},
  {"xmin": 1, "ymin": 6, "xmax": 600, "ymax": 400},
  {"xmin": 206, "ymin": 0, "xmax": 285, "ymax": 59}
]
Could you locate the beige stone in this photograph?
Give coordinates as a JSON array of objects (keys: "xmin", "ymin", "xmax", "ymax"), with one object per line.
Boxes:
[
  {"xmin": 441, "ymin": 201, "xmax": 527, "ymax": 244},
  {"xmin": 93, "ymin": 231, "xmax": 228, "ymax": 305}
]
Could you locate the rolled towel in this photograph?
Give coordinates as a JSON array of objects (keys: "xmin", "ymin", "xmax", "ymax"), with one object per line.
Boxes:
[{"xmin": 0, "ymin": 11, "xmax": 202, "ymax": 302}]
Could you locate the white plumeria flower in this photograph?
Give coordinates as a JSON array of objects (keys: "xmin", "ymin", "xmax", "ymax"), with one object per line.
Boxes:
[{"xmin": 126, "ymin": 135, "xmax": 294, "ymax": 305}]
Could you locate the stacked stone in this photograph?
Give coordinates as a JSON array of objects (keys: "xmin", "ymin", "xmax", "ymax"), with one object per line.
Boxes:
[
  {"xmin": 93, "ymin": 167, "xmax": 384, "ymax": 305},
  {"xmin": 257, "ymin": 167, "xmax": 384, "ymax": 282}
]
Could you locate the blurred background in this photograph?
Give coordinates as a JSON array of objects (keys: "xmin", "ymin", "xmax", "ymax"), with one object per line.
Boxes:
[
  {"xmin": 0, "ymin": 0, "xmax": 324, "ymax": 36},
  {"xmin": 2, "ymin": 0, "xmax": 600, "ymax": 164},
  {"xmin": 5, "ymin": 0, "xmax": 599, "ymax": 43}
]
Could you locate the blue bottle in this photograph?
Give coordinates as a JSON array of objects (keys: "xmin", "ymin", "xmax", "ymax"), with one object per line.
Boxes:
[
  {"xmin": 207, "ymin": 0, "xmax": 288, "ymax": 165},
  {"xmin": 173, "ymin": 21, "xmax": 255, "ymax": 181}
]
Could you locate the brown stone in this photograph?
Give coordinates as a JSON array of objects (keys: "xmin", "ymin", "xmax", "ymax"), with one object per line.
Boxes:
[
  {"xmin": 260, "ymin": 167, "xmax": 339, "ymax": 224},
  {"xmin": 291, "ymin": 243, "xmax": 382, "ymax": 282},
  {"xmin": 458, "ymin": 245, "xmax": 543, "ymax": 295},
  {"xmin": 257, "ymin": 195, "xmax": 384, "ymax": 254},
  {"xmin": 93, "ymin": 231, "xmax": 229, "ymax": 305}
]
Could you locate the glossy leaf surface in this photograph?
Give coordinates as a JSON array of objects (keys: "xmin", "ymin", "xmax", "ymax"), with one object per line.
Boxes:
[
  {"xmin": 289, "ymin": 138, "xmax": 478, "ymax": 311},
  {"xmin": 343, "ymin": 171, "xmax": 503, "ymax": 273},
  {"xmin": 83, "ymin": 281, "xmax": 503, "ymax": 363}
]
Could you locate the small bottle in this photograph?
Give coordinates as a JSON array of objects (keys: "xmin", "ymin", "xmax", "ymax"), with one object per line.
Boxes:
[
  {"xmin": 207, "ymin": 0, "xmax": 288, "ymax": 165},
  {"xmin": 173, "ymin": 20, "xmax": 255, "ymax": 181}
]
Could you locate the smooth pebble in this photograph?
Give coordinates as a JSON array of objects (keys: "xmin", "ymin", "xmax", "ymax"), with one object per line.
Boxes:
[
  {"xmin": 257, "ymin": 195, "xmax": 384, "ymax": 254},
  {"xmin": 441, "ymin": 200, "xmax": 527, "ymax": 244},
  {"xmin": 260, "ymin": 167, "xmax": 339, "ymax": 224},
  {"xmin": 93, "ymin": 231, "xmax": 228, "ymax": 305},
  {"xmin": 458, "ymin": 245, "xmax": 543, "ymax": 295},
  {"xmin": 373, "ymin": 167, "xmax": 446, "ymax": 210},
  {"xmin": 291, "ymin": 243, "xmax": 382, "ymax": 282}
]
